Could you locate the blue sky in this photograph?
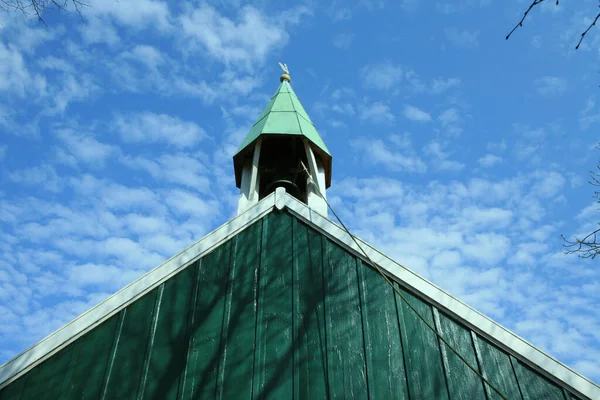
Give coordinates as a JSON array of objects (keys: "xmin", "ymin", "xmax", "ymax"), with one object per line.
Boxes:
[{"xmin": 1, "ymin": 0, "xmax": 599, "ymax": 384}]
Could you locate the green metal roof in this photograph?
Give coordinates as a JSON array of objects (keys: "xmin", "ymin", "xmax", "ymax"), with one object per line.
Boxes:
[
  {"xmin": 235, "ymin": 81, "xmax": 330, "ymax": 156},
  {"xmin": 0, "ymin": 209, "xmax": 592, "ymax": 400},
  {"xmin": 233, "ymin": 80, "xmax": 332, "ymax": 188}
]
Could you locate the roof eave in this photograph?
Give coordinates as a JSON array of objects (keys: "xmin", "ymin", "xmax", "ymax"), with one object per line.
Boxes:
[{"xmin": 233, "ymin": 134, "xmax": 332, "ymax": 189}]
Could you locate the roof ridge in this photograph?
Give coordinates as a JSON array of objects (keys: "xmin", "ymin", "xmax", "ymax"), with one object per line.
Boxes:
[
  {"xmin": 287, "ymin": 90, "xmax": 305, "ymax": 136},
  {"xmin": 296, "ymin": 112, "xmax": 314, "ymax": 126}
]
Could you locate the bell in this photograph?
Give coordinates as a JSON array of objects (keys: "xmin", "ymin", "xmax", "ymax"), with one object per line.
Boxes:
[
  {"xmin": 265, "ymin": 179, "xmax": 303, "ymax": 201},
  {"xmin": 257, "ymin": 136, "xmax": 308, "ymax": 202}
]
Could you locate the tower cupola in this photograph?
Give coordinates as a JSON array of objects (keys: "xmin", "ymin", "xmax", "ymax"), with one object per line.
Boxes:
[{"xmin": 233, "ymin": 63, "xmax": 332, "ymax": 216}]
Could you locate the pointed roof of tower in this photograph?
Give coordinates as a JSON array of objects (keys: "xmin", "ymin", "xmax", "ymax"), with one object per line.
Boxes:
[{"xmin": 233, "ymin": 71, "xmax": 332, "ymax": 189}]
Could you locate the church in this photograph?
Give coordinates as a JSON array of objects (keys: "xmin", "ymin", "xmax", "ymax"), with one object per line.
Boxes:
[{"xmin": 0, "ymin": 66, "xmax": 598, "ymax": 399}]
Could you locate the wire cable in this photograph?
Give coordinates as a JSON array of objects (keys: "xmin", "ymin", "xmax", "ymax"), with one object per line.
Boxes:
[{"xmin": 300, "ymin": 162, "xmax": 508, "ymax": 400}]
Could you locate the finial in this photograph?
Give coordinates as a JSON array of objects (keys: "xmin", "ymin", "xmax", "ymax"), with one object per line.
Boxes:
[{"xmin": 278, "ymin": 62, "xmax": 291, "ymax": 83}]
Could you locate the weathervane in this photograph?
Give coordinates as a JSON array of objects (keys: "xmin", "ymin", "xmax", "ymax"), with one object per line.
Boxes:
[{"xmin": 279, "ymin": 62, "xmax": 291, "ymax": 83}]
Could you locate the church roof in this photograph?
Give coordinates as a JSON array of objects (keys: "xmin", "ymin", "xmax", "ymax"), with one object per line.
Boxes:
[
  {"xmin": 233, "ymin": 78, "xmax": 332, "ymax": 189},
  {"xmin": 0, "ymin": 189, "xmax": 598, "ymax": 399}
]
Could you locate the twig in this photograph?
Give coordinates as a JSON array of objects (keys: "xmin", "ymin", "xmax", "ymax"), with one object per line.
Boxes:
[
  {"xmin": 0, "ymin": 0, "xmax": 90, "ymax": 24},
  {"xmin": 506, "ymin": 0, "xmax": 550, "ymax": 41},
  {"xmin": 507, "ymin": 0, "xmax": 600, "ymax": 50},
  {"xmin": 562, "ymin": 227, "xmax": 600, "ymax": 259},
  {"xmin": 576, "ymin": 12, "xmax": 600, "ymax": 49}
]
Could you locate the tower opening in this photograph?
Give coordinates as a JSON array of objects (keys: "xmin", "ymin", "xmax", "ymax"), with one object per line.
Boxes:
[{"xmin": 258, "ymin": 135, "xmax": 308, "ymax": 203}]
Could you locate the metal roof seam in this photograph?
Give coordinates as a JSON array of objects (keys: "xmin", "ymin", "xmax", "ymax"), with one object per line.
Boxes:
[{"xmin": 286, "ymin": 89, "xmax": 305, "ymax": 136}]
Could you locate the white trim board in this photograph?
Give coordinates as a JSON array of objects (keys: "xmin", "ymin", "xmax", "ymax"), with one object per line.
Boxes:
[{"xmin": 0, "ymin": 190, "xmax": 598, "ymax": 399}]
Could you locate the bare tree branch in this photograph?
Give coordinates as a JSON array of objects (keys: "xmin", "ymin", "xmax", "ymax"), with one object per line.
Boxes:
[
  {"xmin": 562, "ymin": 145, "xmax": 600, "ymax": 259},
  {"xmin": 562, "ymin": 227, "xmax": 600, "ymax": 259},
  {"xmin": 576, "ymin": 12, "xmax": 600, "ymax": 49},
  {"xmin": 0, "ymin": 0, "xmax": 90, "ymax": 24},
  {"xmin": 507, "ymin": 0, "xmax": 600, "ymax": 50},
  {"xmin": 506, "ymin": 0, "xmax": 548, "ymax": 41}
]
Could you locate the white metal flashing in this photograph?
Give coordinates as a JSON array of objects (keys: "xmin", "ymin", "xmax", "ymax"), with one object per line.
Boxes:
[{"xmin": 1, "ymin": 191, "xmax": 598, "ymax": 399}]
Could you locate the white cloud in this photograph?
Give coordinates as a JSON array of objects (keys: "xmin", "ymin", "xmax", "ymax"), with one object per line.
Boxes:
[
  {"xmin": 123, "ymin": 214, "xmax": 171, "ymax": 235},
  {"xmin": 436, "ymin": 3, "xmax": 461, "ymax": 13},
  {"xmin": 38, "ymin": 56, "xmax": 74, "ymax": 73},
  {"xmin": 332, "ymin": 33, "xmax": 355, "ymax": 49},
  {"xmin": 165, "ymin": 189, "xmax": 220, "ymax": 220},
  {"xmin": 431, "ymin": 250, "xmax": 462, "ymax": 269},
  {"xmin": 437, "ymin": 108, "xmax": 463, "ymax": 136},
  {"xmin": 400, "ymin": 0, "xmax": 419, "ymax": 12},
  {"xmin": 404, "ymin": 71, "xmax": 461, "ymax": 94},
  {"xmin": 122, "ymin": 153, "xmax": 212, "ymax": 192},
  {"xmin": 576, "ymin": 202, "xmax": 598, "ymax": 221},
  {"xmin": 531, "ymin": 170, "xmax": 566, "ymax": 198},
  {"xmin": 0, "ymin": 42, "xmax": 47, "ymax": 98},
  {"xmin": 362, "ymin": 61, "xmax": 403, "ymax": 90},
  {"xmin": 121, "ymin": 45, "xmax": 164, "ymax": 71},
  {"xmin": 513, "ymin": 126, "xmax": 546, "ymax": 163},
  {"xmin": 55, "ymin": 128, "xmax": 117, "ymax": 166},
  {"xmin": 78, "ymin": 16, "xmax": 120, "ymax": 46},
  {"xmin": 9, "ymin": 165, "xmax": 63, "ymax": 192},
  {"xmin": 180, "ymin": 4, "xmax": 309, "ymax": 69},
  {"xmin": 478, "ymin": 154, "xmax": 503, "ymax": 168},
  {"xmin": 436, "ymin": 0, "xmax": 491, "ymax": 14},
  {"xmin": 430, "ymin": 77, "xmax": 461, "ymax": 94},
  {"xmin": 67, "ymin": 263, "xmax": 145, "ymax": 290},
  {"xmin": 535, "ymin": 76, "xmax": 567, "ymax": 96},
  {"xmin": 461, "ymin": 207, "xmax": 514, "ymax": 230},
  {"xmin": 331, "ymin": 7, "xmax": 352, "ymax": 21},
  {"xmin": 579, "ymin": 97, "xmax": 600, "ymax": 130},
  {"xmin": 487, "ymin": 140, "xmax": 507, "ymax": 152},
  {"xmin": 47, "ymin": 75, "xmax": 98, "ymax": 116},
  {"xmin": 403, "ymin": 104, "xmax": 431, "ymax": 122},
  {"xmin": 424, "ymin": 141, "xmax": 465, "ymax": 172},
  {"xmin": 444, "ymin": 27, "xmax": 479, "ymax": 48},
  {"xmin": 71, "ymin": 176, "xmax": 163, "ymax": 213},
  {"xmin": 351, "ymin": 137, "xmax": 427, "ymax": 173},
  {"xmin": 438, "ymin": 108, "xmax": 460, "ymax": 125},
  {"xmin": 115, "ymin": 112, "xmax": 208, "ymax": 148},
  {"xmin": 139, "ymin": 233, "xmax": 196, "ymax": 258},
  {"xmin": 331, "ymin": 103, "xmax": 356, "ymax": 116},
  {"xmin": 462, "ymin": 233, "xmax": 510, "ymax": 265},
  {"xmin": 359, "ymin": 102, "xmax": 395, "ymax": 123},
  {"xmin": 85, "ymin": 0, "xmax": 171, "ymax": 31}
]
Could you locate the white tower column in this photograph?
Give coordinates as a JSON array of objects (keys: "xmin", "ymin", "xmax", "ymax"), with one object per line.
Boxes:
[
  {"xmin": 237, "ymin": 138, "xmax": 262, "ymax": 215},
  {"xmin": 303, "ymin": 139, "xmax": 328, "ymax": 216}
]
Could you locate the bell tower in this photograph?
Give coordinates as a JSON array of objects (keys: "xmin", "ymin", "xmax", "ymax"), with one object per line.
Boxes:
[{"xmin": 233, "ymin": 64, "xmax": 332, "ymax": 216}]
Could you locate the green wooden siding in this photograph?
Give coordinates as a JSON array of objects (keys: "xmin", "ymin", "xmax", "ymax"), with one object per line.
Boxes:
[
  {"xmin": 292, "ymin": 217, "xmax": 328, "ymax": 399},
  {"xmin": 358, "ymin": 262, "xmax": 409, "ymax": 399},
  {"xmin": 436, "ymin": 312, "xmax": 486, "ymax": 399},
  {"xmin": 323, "ymin": 235, "xmax": 368, "ymax": 398},
  {"xmin": 396, "ymin": 284, "xmax": 449, "ymax": 399},
  {"xmin": 0, "ymin": 211, "xmax": 586, "ymax": 399}
]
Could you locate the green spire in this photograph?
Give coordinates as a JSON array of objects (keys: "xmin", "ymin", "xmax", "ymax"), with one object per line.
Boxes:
[{"xmin": 233, "ymin": 74, "xmax": 332, "ymax": 189}]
